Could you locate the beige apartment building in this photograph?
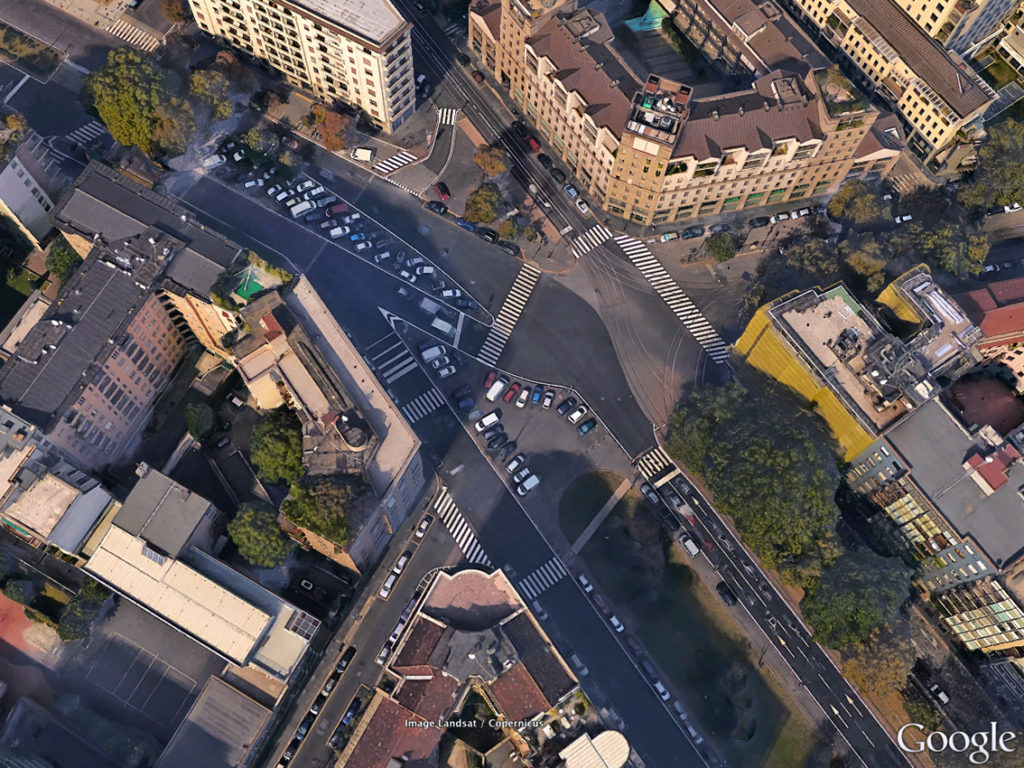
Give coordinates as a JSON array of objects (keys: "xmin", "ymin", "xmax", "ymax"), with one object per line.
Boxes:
[
  {"xmin": 892, "ymin": 0, "xmax": 1018, "ymax": 55},
  {"xmin": 469, "ymin": 0, "xmax": 900, "ymax": 225},
  {"xmin": 780, "ymin": 0, "xmax": 995, "ymax": 163},
  {"xmin": 188, "ymin": 0, "xmax": 415, "ymax": 132}
]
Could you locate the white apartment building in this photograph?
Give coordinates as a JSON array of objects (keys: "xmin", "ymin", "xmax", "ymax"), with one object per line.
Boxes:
[{"xmin": 188, "ymin": 0, "xmax": 416, "ymax": 133}]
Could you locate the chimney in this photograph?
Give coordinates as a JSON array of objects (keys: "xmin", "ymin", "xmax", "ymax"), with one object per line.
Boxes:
[
  {"xmin": 712, "ymin": 110, "xmax": 719, "ymax": 120},
  {"xmin": 738, "ymin": 105, "xmax": 744, "ymax": 116},
  {"xmin": 763, "ymin": 100, "xmax": 769, "ymax": 111}
]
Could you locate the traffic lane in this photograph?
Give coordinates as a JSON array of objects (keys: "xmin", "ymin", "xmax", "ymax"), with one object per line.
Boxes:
[
  {"xmin": 541, "ymin": 577, "xmax": 706, "ymax": 767},
  {"xmin": 4, "ymin": 77, "xmax": 102, "ymax": 139},
  {"xmin": 501, "ymin": 276, "xmax": 654, "ymax": 456}
]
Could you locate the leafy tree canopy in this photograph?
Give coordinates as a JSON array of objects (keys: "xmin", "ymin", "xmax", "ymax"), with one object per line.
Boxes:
[
  {"xmin": 151, "ymin": 96, "xmax": 194, "ymax": 157},
  {"xmin": 909, "ymin": 222, "xmax": 989, "ymax": 278},
  {"xmin": 801, "ymin": 549, "xmax": 911, "ymax": 649},
  {"xmin": 841, "ymin": 620, "xmax": 916, "ymax": 696},
  {"xmin": 56, "ymin": 578, "xmax": 110, "ymax": 642},
  {"xmin": 160, "ymin": 0, "xmax": 189, "ymax": 22},
  {"xmin": 785, "ymin": 239, "xmax": 840, "ymax": 280},
  {"xmin": 310, "ymin": 104, "xmax": 351, "ymax": 151},
  {"xmin": 46, "ymin": 236, "xmax": 82, "ymax": 283},
  {"xmin": 282, "ymin": 474, "xmax": 366, "ymax": 546},
  {"xmin": 840, "ymin": 235, "xmax": 887, "ymax": 293},
  {"xmin": 227, "ymin": 502, "xmax": 294, "ymax": 568},
  {"xmin": 473, "ymin": 145, "xmax": 507, "ymax": 177},
  {"xmin": 184, "ymin": 402, "xmax": 214, "ymax": 441},
  {"xmin": 706, "ymin": 232, "xmax": 737, "ymax": 262},
  {"xmin": 665, "ymin": 381, "xmax": 841, "ymax": 581},
  {"xmin": 960, "ymin": 121, "xmax": 1024, "ymax": 212},
  {"xmin": 464, "ymin": 183, "xmax": 500, "ymax": 224},
  {"xmin": 250, "ymin": 409, "xmax": 303, "ymax": 485},
  {"xmin": 189, "ymin": 69, "xmax": 232, "ymax": 121},
  {"xmin": 826, "ymin": 179, "xmax": 889, "ymax": 227},
  {"xmin": 242, "ymin": 126, "xmax": 270, "ymax": 153},
  {"xmin": 497, "ymin": 219, "xmax": 518, "ymax": 240},
  {"xmin": 83, "ymin": 48, "xmax": 170, "ymax": 155}
]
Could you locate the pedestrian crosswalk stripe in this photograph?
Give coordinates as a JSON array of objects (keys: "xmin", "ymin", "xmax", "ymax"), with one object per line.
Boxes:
[
  {"xmin": 367, "ymin": 335, "xmax": 422, "ymax": 385},
  {"xmin": 478, "ymin": 263, "xmax": 541, "ymax": 365},
  {"xmin": 517, "ymin": 557, "xmax": 568, "ymax": 600},
  {"xmin": 434, "ymin": 486, "xmax": 492, "ymax": 567},
  {"xmin": 400, "ymin": 388, "xmax": 446, "ymax": 424},
  {"xmin": 613, "ymin": 235, "xmax": 729, "ymax": 364},
  {"xmin": 438, "ymin": 108, "xmax": 459, "ymax": 125},
  {"xmin": 105, "ymin": 18, "xmax": 161, "ymax": 52},
  {"xmin": 569, "ymin": 225, "xmax": 613, "ymax": 259},
  {"xmin": 634, "ymin": 446, "xmax": 681, "ymax": 484},
  {"xmin": 66, "ymin": 121, "xmax": 106, "ymax": 147},
  {"xmin": 374, "ymin": 151, "xmax": 417, "ymax": 175}
]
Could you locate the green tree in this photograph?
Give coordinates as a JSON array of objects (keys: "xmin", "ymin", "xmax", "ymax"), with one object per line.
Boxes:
[
  {"xmin": 152, "ymin": 97, "xmax": 194, "ymax": 156},
  {"xmin": 523, "ymin": 225, "xmax": 537, "ymax": 242},
  {"xmin": 282, "ymin": 475, "xmax": 365, "ymax": 546},
  {"xmin": 473, "ymin": 145, "xmax": 507, "ymax": 177},
  {"xmin": 664, "ymin": 381, "xmax": 841, "ymax": 581},
  {"xmin": 184, "ymin": 402, "xmax": 214, "ymax": 441},
  {"xmin": 3, "ymin": 578, "xmax": 32, "ymax": 605},
  {"xmin": 5, "ymin": 113, "xmax": 27, "ymax": 137},
  {"xmin": 960, "ymin": 121, "xmax": 1024, "ymax": 211},
  {"xmin": 841, "ymin": 236, "xmax": 887, "ymax": 292},
  {"xmin": 45, "ymin": 236, "xmax": 82, "ymax": 282},
  {"xmin": 242, "ymin": 126, "xmax": 270, "ymax": 154},
  {"xmin": 841, "ymin": 622, "xmax": 916, "ymax": 696},
  {"xmin": 160, "ymin": 0, "xmax": 189, "ymax": 22},
  {"xmin": 910, "ymin": 222, "xmax": 989, "ymax": 277},
  {"xmin": 497, "ymin": 219, "xmax": 519, "ymax": 240},
  {"xmin": 902, "ymin": 700, "xmax": 942, "ymax": 731},
  {"xmin": 826, "ymin": 179, "xmax": 888, "ymax": 227},
  {"xmin": 801, "ymin": 550, "xmax": 911, "ymax": 649},
  {"xmin": 279, "ymin": 149, "xmax": 299, "ymax": 167},
  {"xmin": 785, "ymin": 239, "xmax": 840, "ymax": 280},
  {"xmin": 83, "ymin": 48, "xmax": 169, "ymax": 155},
  {"xmin": 56, "ymin": 578, "xmax": 109, "ymax": 642},
  {"xmin": 249, "ymin": 409, "xmax": 303, "ymax": 485},
  {"xmin": 189, "ymin": 69, "xmax": 232, "ymax": 121},
  {"xmin": 464, "ymin": 182, "xmax": 500, "ymax": 224},
  {"xmin": 227, "ymin": 502, "xmax": 294, "ymax": 568},
  {"xmin": 706, "ymin": 232, "xmax": 736, "ymax": 262}
]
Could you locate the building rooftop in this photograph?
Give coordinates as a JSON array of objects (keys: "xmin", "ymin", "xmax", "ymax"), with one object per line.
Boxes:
[
  {"xmin": 560, "ymin": 731, "xmax": 631, "ymax": 768},
  {"xmin": 290, "ymin": 0, "xmax": 406, "ymax": 45},
  {"xmin": 887, "ymin": 398, "xmax": 1024, "ymax": 568},
  {"xmin": 154, "ymin": 677, "xmax": 271, "ymax": 768},
  {"xmin": 954, "ymin": 278, "xmax": 1024, "ymax": 348},
  {"xmin": 114, "ymin": 463, "xmax": 214, "ymax": 559},
  {"xmin": 948, "ymin": 377, "xmax": 1024, "ymax": 438},
  {"xmin": 488, "ymin": 661, "xmax": 550, "ymax": 721},
  {"xmin": 339, "ymin": 693, "xmax": 440, "ymax": 768},
  {"xmin": 526, "ymin": 8, "xmax": 641, "ymax": 135},
  {"xmin": 845, "ymin": 0, "xmax": 993, "ymax": 118}
]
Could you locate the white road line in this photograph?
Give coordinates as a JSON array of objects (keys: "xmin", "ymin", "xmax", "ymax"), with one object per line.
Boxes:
[
  {"xmin": 433, "ymin": 487, "xmax": 492, "ymax": 567},
  {"xmin": 517, "ymin": 557, "xmax": 568, "ymax": 599},
  {"xmin": 373, "ymin": 151, "xmax": 417, "ymax": 175},
  {"xmin": 400, "ymin": 388, "xmax": 446, "ymax": 424},
  {"xmin": 67, "ymin": 121, "xmax": 106, "ymax": 145},
  {"xmin": 105, "ymin": 19, "xmax": 161, "ymax": 52},
  {"xmin": 478, "ymin": 263, "xmax": 541, "ymax": 365}
]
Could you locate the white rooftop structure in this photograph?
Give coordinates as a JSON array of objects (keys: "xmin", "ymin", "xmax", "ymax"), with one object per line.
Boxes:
[
  {"xmin": 560, "ymin": 731, "xmax": 631, "ymax": 768},
  {"xmin": 293, "ymin": 0, "xmax": 405, "ymax": 44}
]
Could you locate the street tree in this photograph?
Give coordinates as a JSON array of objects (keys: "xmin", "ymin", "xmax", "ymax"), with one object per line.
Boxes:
[
  {"xmin": 282, "ymin": 475, "xmax": 366, "ymax": 546},
  {"xmin": 664, "ymin": 381, "xmax": 841, "ymax": 581},
  {"xmin": 801, "ymin": 549, "xmax": 911, "ymax": 649},
  {"xmin": 189, "ymin": 69, "xmax": 233, "ymax": 121},
  {"xmin": 310, "ymin": 104, "xmax": 351, "ymax": 151},
  {"xmin": 227, "ymin": 502, "xmax": 294, "ymax": 568},
  {"xmin": 160, "ymin": 0, "xmax": 189, "ymax": 22},
  {"xmin": 785, "ymin": 238, "xmax": 840, "ymax": 280},
  {"xmin": 826, "ymin": 179, "xmax": 889, "ymax": 227},
  {"xmin": 242, "ymin": 126, "xmax": 271, "ymax": 154},
  {"xmin": 45, "ymin": 236, "xmax": 82, "ymax": 283},
  {"xmin": 910, "ymin": 222, "xmax": 989, "ymax": 277},
  {"xmin": 4, "ymin": 113, "xmax": 27, "ymax": 137},
  {"xmin": 473, "ymin": 145, "xmax": 507, "ymax": 177},
  {"xmin": 960, "ymin": 121, "xmax": 1024, "ymax": 212},
  {"xmin": 151, "ymin": 97, "xmax": 194, "ymax": 156},
  {"xmin": 841, "ymin": 236, "xmax": 887, "ymax": 292},
  {"xmin": 56, "ymin": 578, "xmax": 110, "ymax": 642},
  {"xmin": 842, "ymin": 621, "xmax": 916, "ymax": 696},
  {"xmin": 464, "ymin": 183, "xmax": 500, "ymax": 224},
  {"xmin": 250, "ymin": 409, "xmax": 304, "ymax": 485},
  {"xmin": 184, "ymin": 402, "xmax": 214, "ymax": 441},
  {"xmin": 706, "ymin": 232, "xmax": 736, "ymax": 262},
  {"xmin": 497, "ymin": 219, "xmax": 519, "ymax": 240},
  {"xmin": 83, "ymin": 48, "xmax": 170, "ymax": 155}
]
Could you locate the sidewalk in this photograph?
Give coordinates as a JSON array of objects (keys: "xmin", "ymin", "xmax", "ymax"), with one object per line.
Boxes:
[{"xmin": 571, "ymin": 478, "xmax": 632, "ymax": 553}]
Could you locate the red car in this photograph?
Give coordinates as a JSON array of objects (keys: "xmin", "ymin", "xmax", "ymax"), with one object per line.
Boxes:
[
  {"xmin": 483, "ymin": 371, "xmax": 497, "ymax": 389},
  {"xmin": 471, "ymin": 70, "xmax": 485, "ymax": 83},
  {"xmin": 524, "ymin": 135, "xmax": 540, "ymax": 152},
  {"xmin": 502, "ymin": 382, "xmax": 521, "ymax": 403},
  {"xmin": 328, "ymin": 202, "xmax": 349, "ymax": 216},
  {"xmin": 433, "ymin": 182, "xmax": 451, "ymax": 202}
]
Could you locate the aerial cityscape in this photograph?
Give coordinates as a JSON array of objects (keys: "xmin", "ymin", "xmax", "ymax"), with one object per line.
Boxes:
[{"xmin": 0, "ymin": 0, "xmax": 1022, "ymax": 765}]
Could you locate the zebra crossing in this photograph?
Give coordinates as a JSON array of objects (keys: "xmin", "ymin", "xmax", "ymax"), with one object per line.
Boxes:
[
  {"xmin": 438, "ymin": 108, "xmax": 459, "ymax": 126},
  {"xmin": 613, "ymin": 236, "xmax": 729, "ymax": 364},
  {"xmin": 434, "ymin": 487, "xmax": 491, "ymax": 567},
  {"xmin": 400, "ymin": 388, "xmax": 446, "ymax": 424},
  {"xmin": 478, "ymin": 263, "xmax": 541, "ymax": 366},
  {"xmin": 66, "ymin": 121, "xmax": 106, "ymax": 147},
  {"xmin": 443, "ymin": 22, "xmax": 465, "ymax": 40},
  {"xmin": 373, "ymin": 151, "xmax": 417, "ymax": 175},
  {"xmin": 634, "ymin": 446, "xmax": 680, "ymax": 485},
  {"xmin": 517, "ymin": 557, "xmax": 568, "ymax": 600},
  {"xmin": 105, "ymin": 18, "xmax": 161, "ymax": 52},
  {"xmin": 570, "ymin": 225, "xmax": 613, "ymax": 259},
  {"xmin": 366, "ymin": 335, "xmax": 420, "ymax": 385}
]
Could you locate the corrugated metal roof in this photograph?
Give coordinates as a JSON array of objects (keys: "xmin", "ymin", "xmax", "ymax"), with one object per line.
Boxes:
[
  {"xmin": 86, "ymin": 526, "xmax": 272, "ymax": 664},
  {"xmin": 114, "ymin": 466, "xmax": 212, "ymax": 559}
]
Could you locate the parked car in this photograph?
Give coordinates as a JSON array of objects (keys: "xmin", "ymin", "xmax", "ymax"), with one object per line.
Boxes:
[
  {"xmin": 524, "ymin": 135, "xmax": 540, "ymax": 152},
  {"xmin": 748, "ymin": 216, "xmax": 770, "ymax": 229},
  {"xmin": 716, "ymin": 581, "xmax": 738, "ymax": 605},
  {"xmin": 563, "ymin": 183, "xmax": 579, "ymax": 200},
  {"xmin": 567, "ymin": 404, "xmax": 588, "ymax": 424},
  {"xmin": 516, "ymin": 387, "xmax": 531, "ymax": 408},
  {"xmin": 556, "ymin": 396, "xmax": 578, "ymax": 416},
  {"xmin": 336, "ymin": 646, "xmax": 357, "ymax": 673},
  {"xmin": 487, "ymin": 433, "xmax": 508, "ymax": 451},
  {"xmin": 456, "ymin": 217, "xmax": 477, "ymax": 232},
  {"xmin": 455, "ymin": 52, "xmax": 471, "ymax": 65},
  {"xmin": 550, "ymin": 167, "xmax": 566, "ymax": 184},
  {"xmin": 537, "ymin": 153, "xmax": 553, "ymax": 169},
  {"xmin": 483, "ymin": 371, "xmax": 497, "ymax": 390},
  {"xmin": 542, "ymin": 389, "xmax": 555, "ymax": 409},
  {"xmin": 471, "ymin": 70, "xmax": 485, "ymax": 83},
  {"xmin": 895, "ymin": 214, "xmax": 913, "ymax": 224},
  {"xmin": 425, "ymin": 200, "xmax": 448, "ymax": 215},
  {"xmin": 680, "ymin": 225, "xmax": 705, "ymax": 239},
  {"xmin": 243, "ymin": 178, "xmax": 264, "ymax": 189},
  {"xmin": 476, "ymin": 227, "xmax": 498, "ymax": 243},
  {"xmin": 576, "ymin": 418, "xmax": 597, "ymax": 435},
  {"xmin": 531, "ymin": 387, "xmax": 544, "ymax": 405},
  {"xmin": 498, "ymin": 441, "xmax": 517, "ymax": 462},
  {"xmin": 304, "ymin": 210, "xmax": 326, "ymax": 224},
  {"xmin": 415, "ymin": 516, "xmax": 432, "ymax": 538},
  {"xmin": 640, "ymin": 483, "xmax": 660, "ymax": 505},
  {"xmin": 497, "ymin": 241, "xmax": 520, "ymax": 256},
  {"xmin": 577, "ymin": 574, "xmax": 594, "ymax": 593},
  {"xmin": 265, "ymin": 184, "xmax": 282, "ymax": 198},
  {"xmin": 506, "ymin": 453, "xmax": 527, "ymax": 474},
  {"xmin": 436, "ymin": 365, "xmax": 456, "ymax": 379},
  {"xmin": 769, "ymin": 212, "xmax": 790, "ymax": 224},
  {"xmin": 576, "ymin": 199, "xmax": 590, "ymax": 215},
  {"xmin": 502, "ymin": 382, "xmax": 522, "ymax": 403},
  {"xmin": 433, "ymin": 182, "xmax": 451, "ymax": 202},
  {"xmin": 392, "ymin": 551, "xmax": 412, "ymax": 574},
  {"xmin": 708, "ymin": 223, "xmax": 731, "ymax": 234}
]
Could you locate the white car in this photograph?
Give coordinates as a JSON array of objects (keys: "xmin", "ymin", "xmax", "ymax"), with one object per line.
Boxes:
[
  {"xmin": 577, "ymin": 574, "xmax": 593, "ymax": 593},
  {"xmin": 793, "ymin": 208, "xmax": 811, "ymax": 218},
  {"xmin": 436, "ymin": 365, "xmax": 456, "ymax": 379},
  {"xmin": 265, "ymin": 184, "xmax": 282, "ymax": 197},
  {"xmin": 895, "ymin": 214, "xmax": 913, "ymax": 224},
  {"xmin": 243, "ymin": 178, "xmax": 264, "ymax": 189},
  {"xmin": 392, "ymin": 551, "xmax": 411, "ymax": 574},
  {"xmin": 576, "ymin": 199, "xmax": 590, "ymax": 215},
  {"xmin": 231, "ymin": 150, "xmax": 245, "ymax": 162},
  {"xmin": 567, "ymin": 404, "xmax": 589, "ymax": 424},
  {"xmin": 609, "ymin": 615, "xmax": 624, "ymax": 633},
  {"xmin": 653, "ymin": 680, "xmax": 671, "ymax": 701},
  {"xmin": 379, "ymin": 572, "xmax": 397, "ymax": 599},
  {"xmin": 275, "ymin": 189, "xmax": 292, "ymax": 202},
  {"xmin": 354, "ymin": 241, "xmax": 371, "ymax": 252},
  {"xmin": 769, "ymin": 212, "xmax": 790, "ymax": 224},
  {"xmin": 415, "ymin": 516, "xmax": 432, "ymax": 538},
  {"xmin": 1005, "ymin": 203, "xmax": 1022, "ymax": 213},
  {"xmin": 375, "ymin": 645, "xmax": 390, "ymax": 665},
  {"xmin": 506, "ymin": 453, "xmax": 526, "ymax": 474},
  {"xmin": 516, "ymin": 388, "xmax": 530, "ymax": 408},
  {"xmin": 295, "ymin": 179, "xmax": 316, "ymax": 193}
]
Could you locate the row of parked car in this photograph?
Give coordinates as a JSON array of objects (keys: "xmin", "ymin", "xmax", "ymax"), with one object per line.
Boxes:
[
  {"xmin": 277, "ymin": 645, "xmax": 357, "ymax": 765},
  {"xmin": 482, "ymin": 372, "xmax": 598, "ymax": 435},
  {"xmin": 422, "ymin": 200, "xmax": 523, "ymax": 257},
  {"xmin": 473, "ymin": 408, "xmax": 539, "ymax": 495}
]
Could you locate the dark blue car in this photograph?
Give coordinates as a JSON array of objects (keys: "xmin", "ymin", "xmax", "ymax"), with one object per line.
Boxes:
[{"xmin": 456, "ymin": 217, "xmax": 477, "ymax": 232}]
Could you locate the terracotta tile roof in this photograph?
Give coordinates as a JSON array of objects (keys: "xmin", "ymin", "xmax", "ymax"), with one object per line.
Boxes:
[
  {"xmin": 987, "ymin": 277, "xmax": 1024, "ymax": 304},
  {"xmin": 343, "ymin": 695, "xmax": 441, "ymax": 768},
  {"xmin": 948, "ymin": 378, "xmax": 1024, "ymax": 437},
  {"xmin": 394, "ymin": 672, "xmax": 460, "ymax": 721},
  {"xmin": 502, "ymin": 613, "xmax": 575, "ymax": 705},
  {"xmin": 470, "ymin": 0, "xmax": 501, "ymax": 40},
  {"xmin": 675, "ymin": 72, "xmax": 822, "ymax": 160},
  {"xmin": 393, "ymin": 617, "xmax": 445, "ymax": 667},
  {"xmin": 488, "ymin": 662, "xmax": 549, "ymax": 721},
  {"xmin": 953, "ymin": 283, "xmax": 1024, "ymax": 346},
  {"xmin": 845, "ymin": 0, "xmax": 992, "ymax": 118},
  {"xmin": 526, "ymin": 10, "xmax": 640, "ymax": 134},
  {"xmin": 967, "ymin": 444, "xmax": 1021, "ymax": 492}
]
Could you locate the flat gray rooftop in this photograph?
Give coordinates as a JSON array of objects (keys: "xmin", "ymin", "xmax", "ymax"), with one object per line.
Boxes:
[{"xmin": 292, "ymin": 0, "xmax": 405, "ymax": 44}]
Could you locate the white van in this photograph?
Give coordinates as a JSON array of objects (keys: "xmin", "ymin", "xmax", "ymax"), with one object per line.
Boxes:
[
  {"xmin": 474, "ymin": 410, "xmax": 500, "ymax": 432},
  {"xmin": 420, "ymin": 345, "xmax": 445, "ymax": 363},
  {"xmin": 485, "ymin": 376, "xmax": 509, "ymax": 402},
  {"xmin": 678, "ymin": 533, "xmax": 701, "ymax": 557},
  {"xmin": 379, "ymin": 572, "xmax": 397, "ymax": 599},
  {"xmin": 517, "ymin": 474, "xmax": 540, "ymax": 496},
  {"xmin": 328, "ymin": 227, "xmax": 347, "ymax": 239},
  {"xmin": 290, "ymin": 201, "xmax": 315, "ymax": 218}
]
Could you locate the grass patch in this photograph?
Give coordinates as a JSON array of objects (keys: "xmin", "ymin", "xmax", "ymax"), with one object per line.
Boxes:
[
  {"xmin": 580, "ymin": 503, "xmax": 816, "ymax": 768},
  {"xmin": 0, "ymin": 21, "xmax": 60, "ymax": 80},
  {"xmin": 980, "ymin": 59, "xmax": 1018, "ymax": 90},
  {"xmin": 7, "ymin": 267, "xmax": 38, "ymax": 297},
  {"xmin": 557, "ymin": 470, "xmax": 624, "ymax": 543}
]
